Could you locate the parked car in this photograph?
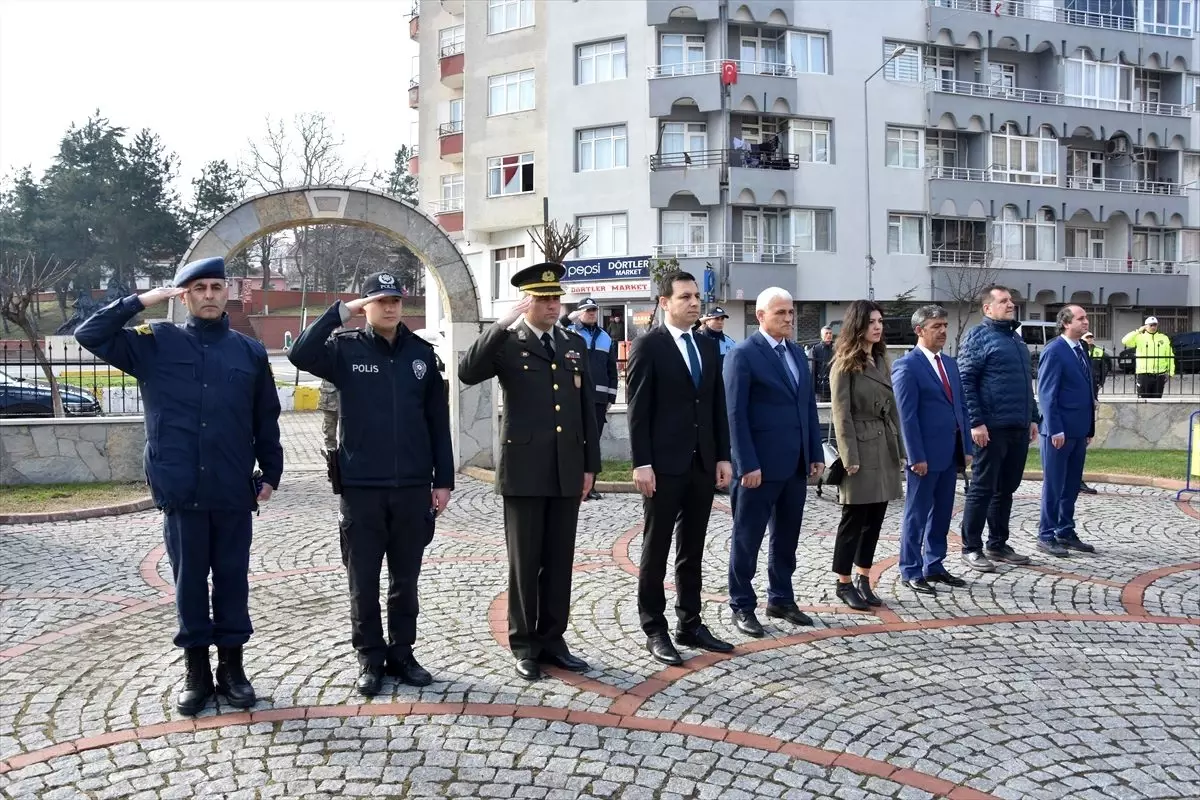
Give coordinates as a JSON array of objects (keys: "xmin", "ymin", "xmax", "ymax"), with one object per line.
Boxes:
[
  {"xmin": 1117, "ymin": 331, "xmax": 1200, "ymax": 374},
  {"xmin": 0, "ymin": 371, "xmax": 102, "ymax": 417}
]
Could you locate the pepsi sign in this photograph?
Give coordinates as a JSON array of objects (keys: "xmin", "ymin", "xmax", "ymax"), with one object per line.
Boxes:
[{"xmin": 562, "ymin": 255, "xmax": 652, "ymax": 282}]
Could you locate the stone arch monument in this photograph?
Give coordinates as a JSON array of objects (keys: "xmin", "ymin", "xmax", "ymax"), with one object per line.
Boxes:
[{"xmin": 175, "ymin": 185, "xmax": 493, "ymax": 469}]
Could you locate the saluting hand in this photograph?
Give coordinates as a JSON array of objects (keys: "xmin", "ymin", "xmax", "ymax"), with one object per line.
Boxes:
[
  {"xmin": 344, "ymin": 297, "xmax": 378, "ymax": 316},
  {"xmin": 138, "ymin": 286, "xmax": 186, "ymax": 307},
  {"xmin": 498, "ymin": 295, "xmax": 533, "ymax": 329}
]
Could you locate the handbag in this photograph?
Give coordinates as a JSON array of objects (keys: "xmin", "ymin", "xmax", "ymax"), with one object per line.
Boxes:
[{"xmin": 820, "ymin": 372, "xmax": 853, "ymax": 486}]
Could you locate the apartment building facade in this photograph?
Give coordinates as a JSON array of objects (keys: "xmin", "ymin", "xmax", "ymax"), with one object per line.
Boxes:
[{"xmin": 411, "ymin": 0, "xmax": 1200, "ymax": 349}]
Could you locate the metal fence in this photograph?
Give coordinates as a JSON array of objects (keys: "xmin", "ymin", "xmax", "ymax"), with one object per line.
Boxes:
[{"xmin": 0, "ymin": 340, "xmax": 143, "ymax": 417}]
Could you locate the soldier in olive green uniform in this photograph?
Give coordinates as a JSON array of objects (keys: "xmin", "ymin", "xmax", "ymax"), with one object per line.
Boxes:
[{"xmin": 459, "ymin": 263, "xmax": 601, "ymax": 682}]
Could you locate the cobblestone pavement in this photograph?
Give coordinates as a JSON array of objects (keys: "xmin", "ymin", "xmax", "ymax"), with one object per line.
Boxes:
[{"xmin": 1, "ymin": 415, "xmax": 1198, "ymax": 799}]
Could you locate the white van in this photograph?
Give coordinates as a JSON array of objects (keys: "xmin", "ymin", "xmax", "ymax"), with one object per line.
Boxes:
[{"xmin": 1016, "ymin": 320, "xmax": 1058, "ymax": 349}]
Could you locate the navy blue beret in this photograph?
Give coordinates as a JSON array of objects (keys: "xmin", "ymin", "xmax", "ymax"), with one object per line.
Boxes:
[{"xmin": 173, "ymin": 257, "xmax": 226, "ymax": 287}]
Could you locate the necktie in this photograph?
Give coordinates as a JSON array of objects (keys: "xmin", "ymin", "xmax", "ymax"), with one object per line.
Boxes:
[
  {"xmin": 540, "ymin": 332, "xmax": 554, "ymax": 360},
  {"xmin": 934, "ymin": 354, "xmax": 954, "ymax": 403},
  {"xmin": 681, "ymin": 333, "xmax": 702, "ymax": 388},
  {"xmin": 1074, "ymin": 343, "xmax": 1091, "ymax": 375},
  {"xmin": 775, "ymin": 343, "xmax": 797, "ymax": 388}
]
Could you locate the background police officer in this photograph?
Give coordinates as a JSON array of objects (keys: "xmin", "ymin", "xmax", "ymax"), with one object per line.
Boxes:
[
  {"xmin": 75, "ymin": 256, "xmax": 283, "ymax": 716},
  {"xmin": 288, "ymin": 271, "xmax": 454, "ymax": 696},
  {"xmin": 568, "ymin": 297, "xmax": 617, "ymax": 500},
  {"xmin": 459, "ymin": 263, "xmax": 601, "ymax": 682},
  {"xmin": 695, "ymin": 306, "xmax": 737, "ymax": 360}
]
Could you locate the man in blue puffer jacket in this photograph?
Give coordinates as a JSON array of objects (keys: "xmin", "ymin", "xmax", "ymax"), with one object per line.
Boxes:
[{"xmin": 957, "ymin": 284, "xmax": 1040, "ymax": 574}]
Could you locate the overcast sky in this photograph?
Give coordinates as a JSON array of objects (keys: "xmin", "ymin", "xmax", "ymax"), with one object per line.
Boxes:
[{"xmin": 0, "ymin": 0, "xmax": 418, "ymax": 200}]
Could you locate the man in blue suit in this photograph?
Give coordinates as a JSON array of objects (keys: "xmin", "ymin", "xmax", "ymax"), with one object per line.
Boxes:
[
  {"xmin": 1036, "ymin": 306, "xmax": 1098, "ymax": 557},
  {"xmin": 724, "ymin": 287, "xmax": 824, "ymax": 636},
  {"xmin": 892, "ymin": 306, "xmax": 971, "ymax": 595}
]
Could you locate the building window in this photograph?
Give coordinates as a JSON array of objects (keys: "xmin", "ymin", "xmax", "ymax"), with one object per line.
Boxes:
[
  {"xmin": 577, "ymin": 125, "xmax": 628, "ymax": 171},
  {"xmin": 994, "ymin": 206, "xmax": 1056, "ymax": 262},
  {"xmin": 488, "ymin": 0, "xmax": 533, "ymax": 34},
  {"xmin": 1065, "ymin": 50, "xmax": 1134, "ymax": 111},
  {"xmin": 1186, "ymin": 74, "xmax": 1200, "ymax": 108},
  {"xmin": 1133, "ymin": 227, "xmax": 1180, "ymax": 266},
  {"xmin": 887, "ymin": 214, "xmax": 925, "ymax": 255},
  {"xmin": 931, "ymin": 218, "xmax": 986, "ymax": 258},
  {"xmin": 660, "ymin": 210, "xmax": 709, "ymax": 256},
  {"xmin": 577, "ymin": 39, "xmax": 627, "ymax": 85},
  {"xmin": 792, "ymin": 119, "xmax": 830, "ymax": 164},
  {"xmin": 438, "ymin": 25, "xmax": 465, "ymax": 57},
  {"xmin": 885, "ymin": 127, "xmax": 922, "ymax": 168},
  {"xmin": 659, "ymin": 34, "xmax": 707, "ymax": 76},
  {"xmin": 792, "ymin": 209, "xmax": 833, "ymax": 252},
  {"xmin": 1184, "ymin": 153, "xmax": 1200, "ymax": 187},
  {"xmin": 788, "ymin": 31, "xmax": 827, "ymax": 74},
  {"xmin": 1065, "ymin": 227, "xmax": 1105, "ymax": 258},
  {"xmin": 991, "ymin": 124, "xmax": 1058, "ymax": 185},
  {"xmin": 661, "ymin": 122, "xmax": 707, "ymax": 155},
  {"xmin": 577, "ymin": 214, "xmax": 628, "ymax": 257},
  {"xmin": 1139, "ymin": 306, "xmax": 1190, "ymax": 335},
  {"xmin": 488, "ymin": 70, "xmax": 535, "ymax": 115},
  {"xmin": 487, "ymin": 152, "xmax": 535, "ymax": 196},
  {"xmin": 1140, "ymin": 0, "xmax": 1193, "ymax": 36},
  {"xmin": 736, "ymin": 115, "xmax": 780, "ymax": 144},
  {"xmin": 925, "ymin": 130, "xmax": 958, "ymax": 169},
  {"xmin": 1047, "ymin": 304, "xmax": 1112, "ymax": 340},
  {"xmin": 440, "ymin": 174, "xmax": 464, "ymax": 211},
  {"xmin": 883, "ymin": 40, "xmax": 921, "ymax": 82},
  {"xmin": 493, "ymin": 245, "xmax": 526, "ymax": 301}
]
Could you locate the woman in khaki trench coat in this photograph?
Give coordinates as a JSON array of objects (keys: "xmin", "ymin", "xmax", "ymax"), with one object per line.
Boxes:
[{"xmin": 829, "ymin": 300, "xmax": 905, "ymax": 610}]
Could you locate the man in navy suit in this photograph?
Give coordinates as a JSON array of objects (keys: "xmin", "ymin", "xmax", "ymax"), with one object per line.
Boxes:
[
  {"xmin": 1036, "ymin": 306, "xmax": 1098, "ymax": 557},
  {"xmin": 724, "ymin": 287, "xmax": 824, "ymax": 636},
  {"xmin": 892, "ymin": 306, "xmax": 971, "ymax": 595}
]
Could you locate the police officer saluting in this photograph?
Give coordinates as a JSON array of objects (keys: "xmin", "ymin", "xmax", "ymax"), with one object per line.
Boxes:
[
  {"xmin": 75, "ymin": 256, "xmax": 283, "ymax": 716},
  {"xmin": 288, "ymin": 271, "xmax": 454, "ymax": 696},
  {"xmin": 459, "ymin": 263, "xmax": 601, "ymax": 681}
]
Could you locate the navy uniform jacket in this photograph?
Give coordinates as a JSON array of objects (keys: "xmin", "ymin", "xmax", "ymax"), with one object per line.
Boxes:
[
  {"xmin": 75, "ymin": 295, "xmax": 284, "ymax": 512},
  {"xmin": 287, "ymin": 303, "xmax": 454, "ymax": 490},
  {"xmin": 568, "ymin": 323, "xmax": 619, "ymax": 404}
]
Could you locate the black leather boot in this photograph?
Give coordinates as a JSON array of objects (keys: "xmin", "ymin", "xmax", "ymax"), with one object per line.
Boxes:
[
  {"xmin": 853, "ymin": 574, "xmax": 883, "ymax": 607},
  {"xmin": 215, "ymin": 645, "xmax": 256, "ymax": 709},
  {"xmin": 835, "ymin": 581, "xmax": 870, "ymax": 611},
  {"xmin": 177, "ymin": 647, "xmax": 214, "ymax": 716}
]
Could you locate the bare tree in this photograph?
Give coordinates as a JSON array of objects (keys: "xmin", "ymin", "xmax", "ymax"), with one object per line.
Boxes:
[
  {"xmin": 939, "ymin": 252, "xmax": 1002, "ymax": 353},
  {"xmin": 527, "ymin": 219, "xmax": 589, "ymax": 263},
  {"xmin": 1, "ymin": 253, "xmax": 77, "ymax": 416}
]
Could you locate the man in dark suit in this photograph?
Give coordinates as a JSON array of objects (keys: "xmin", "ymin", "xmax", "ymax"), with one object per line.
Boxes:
[
  {"xmin": 1036, "ymin": 305, "xmax": 1098, "ymax": 557},
  {"xmin": 458, "ymin": 263, "xmax": 601, "ymax": 681},
  {"xmin": 627, "ymin": 271, "xmax": 734, "ymax": 666},
  {"xmin": 892, "ymin": 305, "xmax": 971, "ymax": 596},
  {"xmin": 724, "ymin": 287, "xmax": 824, "ymax": 636}
]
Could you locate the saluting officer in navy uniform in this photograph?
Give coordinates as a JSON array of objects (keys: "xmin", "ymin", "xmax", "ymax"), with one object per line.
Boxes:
[
  {"xmin": 75, "ymin": 257, "xmax": 283, "ymax": 716},
  {"xmin": 459, "ymin": 263, "xmax": 601, "ymax": 681},
  {"xmin": 288, "ymin": 272, "xmax": 454, "ymax": 697}
]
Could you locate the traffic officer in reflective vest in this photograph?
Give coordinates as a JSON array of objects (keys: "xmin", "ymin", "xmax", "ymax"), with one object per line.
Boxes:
[
  {"xmin": 568, "ymin": 297, "xmax": 618, "ymax": 501},
  {"xmin": 459, "ymin": 263, "xmax": 601, "ymax": 681},
  {"xmin": 75, "ymin": 256, "xmax": 283, "ymax": 716},
  {"xmin": 288, "ymin": 271, "xmax": 454, "ymax": 696}
]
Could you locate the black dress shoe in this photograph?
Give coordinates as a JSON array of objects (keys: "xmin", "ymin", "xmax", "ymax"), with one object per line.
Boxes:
[
  {"xmin": 386, "ymin": 654, "xmax": 433, "ymax": 686},
  {"xmin": 356, "ymin": 664, "xmax": 384, "ymax": 697},
  {"xmin": 537, "ymin": 650, "xmax": 589, "ymax": 672},
  {"xmin": 674, "ymin": 624, "xmax": 734, "ymax": 653},
  {"xmin": 731, "ymin": 609, "xmax": 764, "ymax": 637},
  {"xmin": 215, "ymin": 645, "xmax": 256, "ymax": 709},
  {"xmin": 1078, "ymin": 482, "xmax": 1098, "ymax": 495},
  {"xmin": 765, "ymin": 604, "xmax": 815, "ymax": 625},
  {"xmin": 852, "ymin": 575, "xmax": 883, "ymax": 607},
  {"xmin": 177, "ymin": 646, "xmax": 214, "ymax": 716},
  {"xmin": 834, "ymin": 582, "xmax": 869, "ymax": 611},
  {"xmin": 1036, "ymin": 540, "xmax": 1070, "ymax": 557},
  {"xmin": 961, "ymin": 551, "xmax": 997, "ymax": 573},
  {"xmin": 925, "ymin": 571, "xmax": 968, "ymax": 588},
  {"xmin": 646, "ymin": 633, "xmax": 683, "ymax": 666},
  {"xmin": 515, "ymin": 658, "xmax": 542, "ymax": 681},
  {"xmin": 903, "ymin": 578, "xmax": 937, "ymax": 596},
  {"xmin": 1056, "ymin": 537, "xmax": 1096, "ymax": 553},
  {"xmin": 985, "ymin": 545, "xmax": 1031, "ymax": 565},
  {"xmin": 586, "ymin": 489, "xmax": 602, "ymax": 501}
]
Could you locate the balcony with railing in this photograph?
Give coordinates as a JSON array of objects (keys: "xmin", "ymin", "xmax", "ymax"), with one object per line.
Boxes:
[
  {"xmin": 407, "ymin": 145, "xmax": 419, "ymax": 177},
  {"xmin": 439, "ymin": 37, "xmax": 464, "ymax": 89},
  {"xmin": 646, "ymin": 59, "xmax": 723, "ymax": 116},
  {"xmin": 429, "ymin": 197, "xmax": 463, "ymax": 233},
  {"xmin": 647, "ymin": 148, "xmax": 799, "ymax": 207},
  {"xmin": 1064, "ymin": 256, "xmax": 1191, "ymax": 274},
  {"xmin": 408, "ymin": 2, "xmax": 419, "ymax": 40},
  {"xmin": 930, "ymin": 248, "xmax": 990, "ymax": 266},
  {"xmin": 650, "ymin": 242, "xmax": 800, "ymax": 296},
  {"xmin": 928, "ymin": 0, "xmax": 1194, "ymax": 42},
  {"xmin": 408, "ymin": 77, "xmax": 419, "ymax": 110},
  {"xmin": 438, "ymin": 121, "xmax": 463, "ymax": 162}
]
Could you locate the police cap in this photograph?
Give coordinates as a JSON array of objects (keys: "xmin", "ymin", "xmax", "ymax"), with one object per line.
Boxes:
[
  {"xmin": 362, "ymin": 271, "xmax": 405, "ymax": 299},
  {"xmin": 702, "ymin": 306, "xmax": 729, "ymax": 320},
  {"xmin": 576, "ymin": 297, "xmax": 599, "ymax": 310},
  {"xmin": 510, "ymin": 262, "xmax": 566, "ymax": 297},
  {"xmin": 173, "ymin": 257, "xmax": 226, "ymax": 288}
]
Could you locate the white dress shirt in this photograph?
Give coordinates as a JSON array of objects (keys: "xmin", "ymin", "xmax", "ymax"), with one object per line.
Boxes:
[
  {"xmin": 758, "ymin": 330, "xmax": 799, "ymax": 385},
  {"xmin": 634, "ymin": 323, "xmax": 702, "ymax": 471},
  {"xmin": 915, "ymin": 343, "xmax": 944, "ymax": 383}
]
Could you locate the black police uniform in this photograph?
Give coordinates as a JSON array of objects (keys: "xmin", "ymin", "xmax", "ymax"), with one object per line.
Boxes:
[
  {"xmin": 287, "ymin": 273, "xmax": 454, "ymax": 685},
  {"xmin": 459, "ymin": 263, "xmax": 601, "ymax": 677},
  {"xmin": 75, "ymin": 256, "xmax": 283, "ymax": 714}
]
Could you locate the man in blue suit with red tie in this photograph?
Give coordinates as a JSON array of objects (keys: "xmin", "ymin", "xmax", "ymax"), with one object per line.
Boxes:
[
  {"xmin": 724, "ymin": 287, "xmax": 824, "ymax": 636},
  {"xmin": 892, "ymin": 306, "xmax": 971, "ymax": 595},
  {"xmin": 1036, "ymin": 306, "xmax": 1098, "ymax": 557}
]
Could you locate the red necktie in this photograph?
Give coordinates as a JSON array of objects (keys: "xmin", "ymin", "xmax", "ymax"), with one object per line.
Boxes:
[{"xmin": 935, "ymin": 354, "xmax": 953, "ymax": 403}]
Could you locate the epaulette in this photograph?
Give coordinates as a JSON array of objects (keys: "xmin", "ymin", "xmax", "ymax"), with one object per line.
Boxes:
[{"xmin": 333, "ymin": 328, "xmax": 363, "ymax": 338}]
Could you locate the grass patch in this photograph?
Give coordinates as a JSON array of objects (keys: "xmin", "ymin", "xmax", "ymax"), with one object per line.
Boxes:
[
  {"xmin": 597, "ymin": 460, "xmax": 633, "ymax": 482},
  {"xmin": 0, "ymin": 482, "xmax": 150, "ymax": 514},
  {"xmin": 1027, "ymin": 447, "xmax": 1188, "ymax": 480}
]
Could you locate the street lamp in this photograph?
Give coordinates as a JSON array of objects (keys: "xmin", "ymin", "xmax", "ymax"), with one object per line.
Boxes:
[{"xmin": 863, "ymin": 44, "xmax": 909, "ymax": 301}]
